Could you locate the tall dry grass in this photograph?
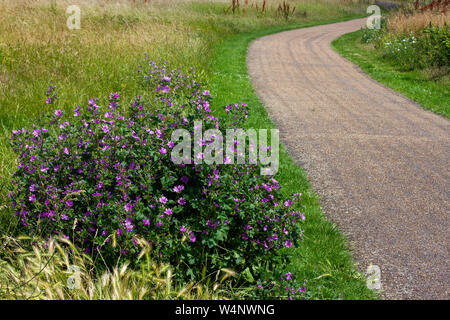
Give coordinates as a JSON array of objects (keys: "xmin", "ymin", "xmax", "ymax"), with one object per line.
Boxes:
[
  {"xmin": 223, "ymin": 0, "xmax": 367, "ymax": 16},
  {"xmin": 0, "ymin": 236, "xmax": 239, "ymax": 300},
  {"xmin": 387, "ymin": 9, "xmax": 450, "ymax": 34}
]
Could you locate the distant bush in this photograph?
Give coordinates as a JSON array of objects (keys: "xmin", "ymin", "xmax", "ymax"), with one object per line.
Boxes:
[
  {"xmin": 362, "ymin": 8, "xmax": 449, "ymax": 71},
  {"xmin": 380, "ymin": 26, "xmax": 449, "ymax": 70},
  {"xmin": 8, "ymin": 60, "xmax": 306, "ymax": 297}
]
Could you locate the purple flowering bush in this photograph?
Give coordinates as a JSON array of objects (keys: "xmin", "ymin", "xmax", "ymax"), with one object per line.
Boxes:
[
  {"xmin": 256, "ymin": 272, "xmax": 308, "ymax": 300},
  {"xmin": 8, "ymin": 61, "xmax": 306, "ymax": 296}
]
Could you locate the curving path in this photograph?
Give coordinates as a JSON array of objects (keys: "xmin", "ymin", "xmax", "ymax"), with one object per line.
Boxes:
[{"xmin": 247, "ymin": 18, "xmax": 449, "ymax": 299}]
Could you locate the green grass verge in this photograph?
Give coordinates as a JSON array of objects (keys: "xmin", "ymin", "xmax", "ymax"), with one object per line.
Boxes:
[
  {"xmin": 211, "ymin": 18, "xmax": 378, "ymax": 300},
  {"xmin": 332, "ymin": 29, "xmax": 450, "ymax": 119}
]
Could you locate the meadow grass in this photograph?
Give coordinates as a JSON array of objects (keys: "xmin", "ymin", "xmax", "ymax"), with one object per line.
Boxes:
[
  {"xmin": 332, "ymin": 29, "xmax": 450, "ymax": 118},
  {"xmin": 0, "ymin": 0, "xmax": 377, "ymax": 299}
]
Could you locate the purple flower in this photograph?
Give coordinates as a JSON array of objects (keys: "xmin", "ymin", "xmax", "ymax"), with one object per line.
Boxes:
[
  {"xmin": 173, "ymin": 185, "xmax": 184, "ymax": 193},
  {"xmin": 159, "ymin": 196, "xmax": 168, "ymax": 204},
  {"xmin": 159, "ymin": 147, "xmax": 167, "ymax": 155},
  {"xmin": 66, "ymin": 200, "xmax": 73, "ymax": 208},
  {"xmin": 102, "ymin": 125, "xmax": 110, "ymax": 134},
  {"xmin": 180, "ymin": 176, "xmax": 189, "ymax": 184},
  {"xmin": 124, "ymin": 203, "xmax": 133, "ymax": 212},
  {"xmin": 143, "ymin": 219, "xmax": 150, "ymax": 226},
  {"xmin": 104, "ymin": 111, "xmax": 113, "ymax": 119},
  {"xmin": 124, "ymin": 218, "xmax": 134, "ymax": 232},
  {"xmin": 180, "ymin": 225, "xmax": 187, "ymax": 233},
  {"xmin": 164, "ymin": 208, "xmax": 173, "ymax": 216},
  {"xmin": 61, "ymin": 214, "xmax": 68, "ymax": 220},
  {"xmin": 285, "ymin": 240, "xmax": 292, "ymax": 248},
  {"xmin": 54, "ymin": 109, "xmax": 62, "ymax": 117},
  {"xmin": 285, "ymin": 272, "xmax": 293, "ymax": 280},
  {"xmin": 110, "ymin": 92, "xmax": 120, "ymax": 100},
  {"xmin": 29, "ymin": 194, "xmax": 36, "ymax": 202},
  {"xmin": 178, "ymin": 197, "xmax": 186, "ymax": 206},
  {"xmin": 189, "ymin": 232, "xmax": 196, "ymax": 243},
  {"xmin": 202, "ymin": 100, "xmax": 211, "ymax": 112}
]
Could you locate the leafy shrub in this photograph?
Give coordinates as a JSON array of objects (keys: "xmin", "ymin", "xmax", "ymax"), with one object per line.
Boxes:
[
  {"xmin": 8, "ymin": 60, "xmax": 306, "ymax": 295},
  {"xmin": 421, "ymin": 25, "xmax": 450, "ymax": 67},
  {"xmin": 381, "ymin": 33, "xmax": 420, "ymax": 69},
  {"xmin": 381, "ymin": 26, "xmax": 450, "ymax": 70},
  {"xmin": 361, "ymin": 27, "xmax": 382, "ymax": 44}
]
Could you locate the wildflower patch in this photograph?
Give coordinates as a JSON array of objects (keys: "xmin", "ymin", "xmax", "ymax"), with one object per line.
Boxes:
[{"xmin": 8, "ymin": 60, "xmax": 306, "ymax": 298}]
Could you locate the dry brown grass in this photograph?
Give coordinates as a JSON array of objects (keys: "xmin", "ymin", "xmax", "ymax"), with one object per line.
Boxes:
[
  {"xmin": 387, "ymin": 9, "xmax": 450, "ymax": 34},
  {"xmin": 224, "ymin": 0, "xmax": 367, "ymax": 16},
  {"xmin": 0, "ymin": 0, "xmax": 204, "ymax": 53}
]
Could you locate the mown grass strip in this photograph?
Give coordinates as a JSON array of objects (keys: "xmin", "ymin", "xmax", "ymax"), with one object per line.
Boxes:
[{"xmin": 211, "ymin": 17, "xmax": 378, "ymax": 300}]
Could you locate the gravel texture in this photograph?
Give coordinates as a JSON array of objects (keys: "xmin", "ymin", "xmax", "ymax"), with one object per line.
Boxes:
[{"xmin": 247, "ymin": 18, "xmax": 450, "ymax": 299}]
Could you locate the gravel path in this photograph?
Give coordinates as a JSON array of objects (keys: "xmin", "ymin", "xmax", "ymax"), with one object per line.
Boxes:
[{"xmin": 247, "ymin": 18, "xmax": 449, "ymax": 299}]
